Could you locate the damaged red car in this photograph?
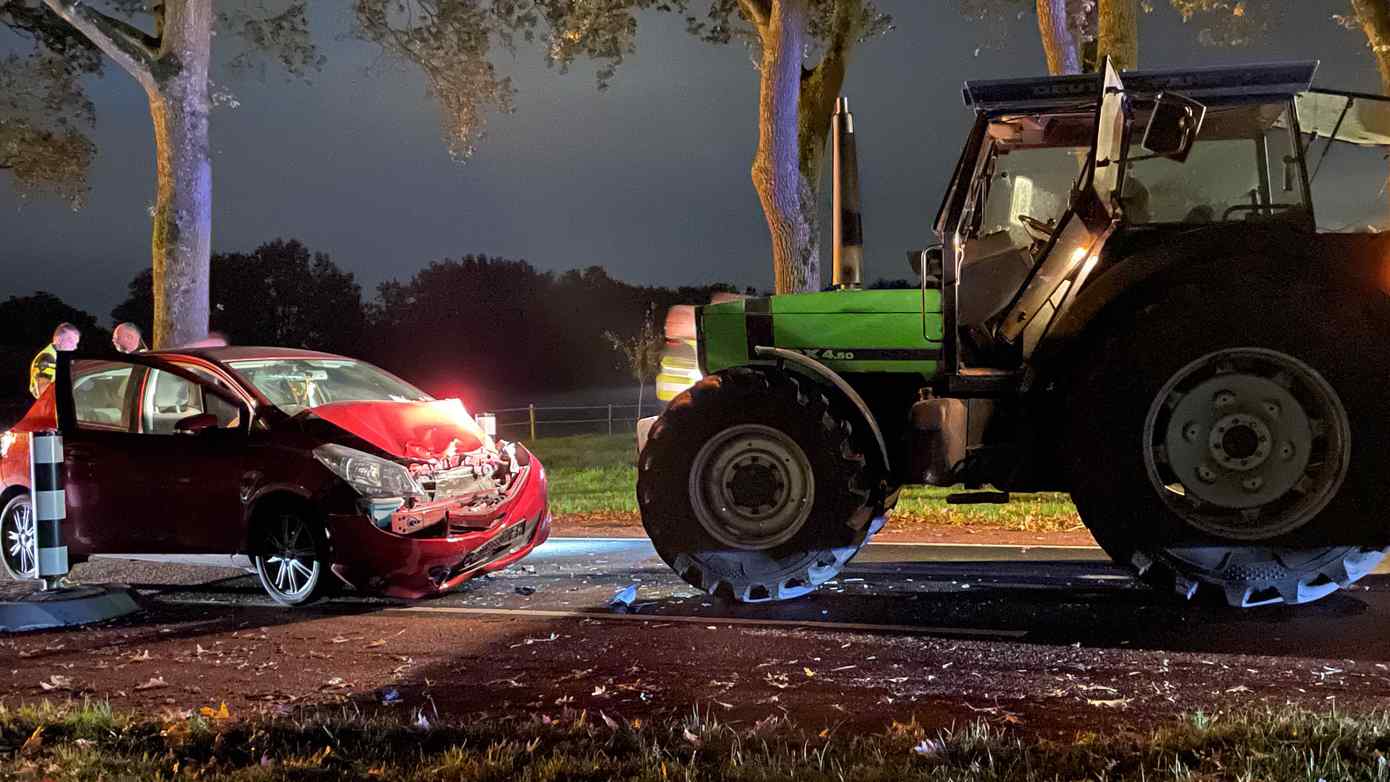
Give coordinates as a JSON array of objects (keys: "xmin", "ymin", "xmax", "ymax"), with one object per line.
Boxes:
[{"xmin": 0, "ymin": 347, "xmax": 549, "ymax": 605}]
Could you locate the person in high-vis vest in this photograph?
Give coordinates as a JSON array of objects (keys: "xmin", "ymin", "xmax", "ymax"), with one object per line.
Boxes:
[{"xmin": 29, "ymin": 322, "xmax": 80, "ymax": 398}]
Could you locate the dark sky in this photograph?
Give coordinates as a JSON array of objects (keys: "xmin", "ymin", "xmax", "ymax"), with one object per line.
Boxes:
[{"xmin": 1, "ymin": 2, "xmax": 1381, "ymax": 320}]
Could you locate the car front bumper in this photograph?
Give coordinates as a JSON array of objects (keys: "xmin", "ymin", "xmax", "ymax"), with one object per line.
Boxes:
[{"xmin": 323, "ymin": 461, "xmax": 550, "ymax": 599}]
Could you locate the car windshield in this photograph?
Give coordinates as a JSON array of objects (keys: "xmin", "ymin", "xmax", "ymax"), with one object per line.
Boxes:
[{"xmin": 226, "ymin": 358, "xmax": 431, "ymax": 414}]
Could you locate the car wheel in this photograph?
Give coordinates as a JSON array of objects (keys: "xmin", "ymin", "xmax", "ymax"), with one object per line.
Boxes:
[
  {"xmin": 1067, "ymin": 278, "xmax": 1390, "ymax": 607},
  {"xmin": 638, "ymin": 366, "xmax": 881, "ymax": 603},
  {"xmin": 1, "ymin": 494, "xmax": 37, "ymax": 581},
  {"xmin": 252, "ymin": 511, "xmax": 330, "ymax": 606}
]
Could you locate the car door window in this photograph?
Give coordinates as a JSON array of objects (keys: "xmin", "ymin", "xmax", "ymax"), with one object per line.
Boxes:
[
  {"xmin": 143, "ymin": 369, "xmax": 243, "ymax": 434},
  {"xmin": 72, "ymin": 367, "xmax": 134, "ymax": 430}
]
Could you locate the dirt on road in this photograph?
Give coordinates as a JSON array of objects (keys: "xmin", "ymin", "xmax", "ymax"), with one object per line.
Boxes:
[
  {"xmin": 551, "ymin": 516, "xmax": 1098, "ymax": 547},
  {"xmin": 3, "ymin": 601, "xmax": 1386, "ymax": 739}
]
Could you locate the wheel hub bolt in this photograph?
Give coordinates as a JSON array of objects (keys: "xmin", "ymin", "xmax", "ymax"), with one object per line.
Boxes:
[
  {"xmin": 1263, "ymin": 400, "xmax": 1281, "ymax": 419},
  {"xmin": 1213, "ymin": 390, "xmax": 1237, "ymax": 409},
  {"xmin": 1183, "ymin": 422, "xmax": 1201, "ymax": 442},
  {"xmin": 1197, "ymin": 465, "xmax": 1217, "ymax": 483},
  {"xmin": 1242, "ymin": 476, "xmax": 1264, "ymax": 492},
  {"xmin": 1279, "ymin": 442, "xmax": 1295, "ymax": 461}
]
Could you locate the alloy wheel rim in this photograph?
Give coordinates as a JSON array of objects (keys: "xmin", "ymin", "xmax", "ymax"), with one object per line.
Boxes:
[
  {"xmin": 1143, "ymin": 347, "xmax": 1350, "ymax": 540},
  {"xmin": 3, "ymin": 499, "xmax": 37, "ymax": 579},
  {"xmin": 689, "ymin": 424, "xmax": 815, "ymax": 551},
  {"xmin": 261, "ymin": 515, "xmax": 320, "ymax": 600}
]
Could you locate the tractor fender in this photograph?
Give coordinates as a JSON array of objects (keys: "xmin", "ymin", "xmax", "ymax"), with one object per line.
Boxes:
[
  {"xmin": 1037, "ymin": 224, "xmax": 1390, "ymax": 369},
  {"xmin": 751, "ymin": 346, "xmax": 891, "ymax": 472}
]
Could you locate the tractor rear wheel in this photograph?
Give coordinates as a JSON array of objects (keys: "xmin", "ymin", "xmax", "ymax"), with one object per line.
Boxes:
[
  {"xmin": 638, "ymin": 367, "xmax": 882, "ymax": 602},
  {"xmin": 1067, "ymin": 279, "xmax": 1390, "ymax": 607}
]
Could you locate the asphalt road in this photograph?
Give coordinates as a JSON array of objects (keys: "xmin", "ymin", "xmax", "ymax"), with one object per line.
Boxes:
[{"xmin": 70, "ymin": 536, "xmax": 1390, "ymax": 661}]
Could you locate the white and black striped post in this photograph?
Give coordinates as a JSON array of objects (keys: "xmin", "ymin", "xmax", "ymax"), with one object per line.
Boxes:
[{"xmin": 28, "ymin": 430, "xmax": 67, "ymax": 590}]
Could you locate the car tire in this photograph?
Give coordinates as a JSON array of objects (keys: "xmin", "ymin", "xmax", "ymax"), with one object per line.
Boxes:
[
  {"xmin": 252, "ymin": 510, "xmax": 333, "ymax": 607},
  {"xmin": 638, "ymin": 366, "xmax": 881, "ymax": 603},
  {"xmin": 1, "ymin": 494, "xmax": 37, "ymax": 581},
  {"xmin": 1066, "ymin": 277, "xmax": 1390, "ymax": 607}
]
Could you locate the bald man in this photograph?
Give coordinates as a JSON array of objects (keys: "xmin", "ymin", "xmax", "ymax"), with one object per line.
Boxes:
[{"xmin": 112, "ymin": 322, "xmax": 147, "ymax": 354}]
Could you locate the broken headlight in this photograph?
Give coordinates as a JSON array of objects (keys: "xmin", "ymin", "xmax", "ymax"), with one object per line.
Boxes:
[{"xmin": 313, "ymin": 443, "xmax": 424, "ymax": 500}]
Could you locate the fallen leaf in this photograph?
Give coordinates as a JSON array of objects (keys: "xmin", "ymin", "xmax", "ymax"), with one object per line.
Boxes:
[
  {"xmin": 682, "ymin": 727, "xmax": 702, "ymax": 746},
  {"xmin": 1086, "ymin": 697, "xmax": 1132, "ymax": 708},
  {"xmin": 198, "ymin": 703, "xmax": 231, "ymax": 720},
  {"xmin": 803, "ymin": 667, "xmax": 816, "ymax": 678},
  {"xmin": 136, "ymin": 676, "xmax": 167, "ymax": 691},
  {"xmin": 38, "ymin": 674, "xmax": 72, "ymax": 691},
  {"xmin": 600, "ymin": 711, "xmax": 619, "ymax": 729},
  {"xmin": 129, "ymin": 650, "xmax": 153, "ymax": 662},
  {"xmin": 592, "ymin": 685, "xmax": 608, "ymax": 697},
  {"xmin": 365, "ymin": 640, "xmax": 387, "ymax": 650},
  {"xmin": 20, "ymin": 726, "xmax": 43, "ymax": 756}
]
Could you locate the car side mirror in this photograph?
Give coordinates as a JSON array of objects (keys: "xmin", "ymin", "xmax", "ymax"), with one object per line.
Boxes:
[
  {"xmin": 173, "ymin": 412, "xmax": 219, "ymax": 434},
  {"xmin": 1142, "ymin": 92, "xmax": 1206, "ymax": 163},
  {"xmin": 908, "ymin": 247, "xmax": 943, "ymax": 280}
]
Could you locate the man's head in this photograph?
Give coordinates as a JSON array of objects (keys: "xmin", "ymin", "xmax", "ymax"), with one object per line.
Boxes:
[
  {"xmin": 112, "ymin": 322, "xmax": 143, "ymax": 353},
  {"xmin": 52, "ymin": 323, "xmax": 80, "ymax": 351}
]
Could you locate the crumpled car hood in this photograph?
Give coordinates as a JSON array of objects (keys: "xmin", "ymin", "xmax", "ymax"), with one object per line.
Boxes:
[{"xmin": 305, "ymin": 398, "xmax": 493, "ymax": 461}]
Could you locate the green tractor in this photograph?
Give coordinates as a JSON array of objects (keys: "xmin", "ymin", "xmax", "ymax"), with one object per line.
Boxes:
[{"xmin": 637, "ymin": 60, "xmax": 1390, "ymax": 608}]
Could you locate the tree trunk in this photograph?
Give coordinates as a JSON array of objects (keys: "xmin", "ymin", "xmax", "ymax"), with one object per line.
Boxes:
[
  {"xmin": 751, "ymin": 0, "xmax": 816, "ymax": 294},
  {"xmin": 1349, "ymin": 0, "xmax": 1390, "ymax": 220},
  {"xmin": 147, "ymin": 0, "xmax": 212, "ymax": 348},
  {"xmin": 1096, "ymin": 0, "xmax": 1138, "ymax": 71},
  {"xmin": 1036, "ymin": 0, "xmax": 1082, "ymax": 75}
]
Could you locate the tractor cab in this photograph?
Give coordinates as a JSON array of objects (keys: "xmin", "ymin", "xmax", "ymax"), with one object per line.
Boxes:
[{"xmin": 936, "ymin": 61, "xmax": 1320, "ymax": 379}]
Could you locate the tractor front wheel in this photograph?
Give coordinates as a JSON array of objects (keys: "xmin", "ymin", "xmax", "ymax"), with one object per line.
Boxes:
[{"xmin": 638, "ymin": 367, "xmax": 882, "ymax": 602}]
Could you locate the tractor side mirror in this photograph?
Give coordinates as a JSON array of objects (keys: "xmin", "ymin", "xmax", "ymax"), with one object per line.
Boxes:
[{"xmin": 1142, "ymin": 92, "xmax": 1206, "ymax": 163}]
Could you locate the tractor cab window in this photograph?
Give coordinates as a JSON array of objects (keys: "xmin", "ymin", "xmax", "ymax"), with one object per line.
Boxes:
[
  {"xmin": 1295, "ymin": 90, "xmax": 1390, "ymax": 232},
  {"xmin": 958, "ymin": 112, "xmax": 1090, "ymax": 328},
  {"xmin": 1123, "ymin": 100, "xmax": 1308, "ymax": 226}
]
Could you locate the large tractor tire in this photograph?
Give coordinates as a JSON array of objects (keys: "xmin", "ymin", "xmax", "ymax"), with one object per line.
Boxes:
[
  {"xmin": 638, "ymin": 366, "xmax": 882, "ymax": 602},
  {"xmin": 1067, "ymin": 278, "xmax": 1390, "ymax": 607}
]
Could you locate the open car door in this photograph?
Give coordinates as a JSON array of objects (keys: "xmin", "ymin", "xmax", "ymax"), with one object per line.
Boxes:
[
  {"xmin": 53, "ymin": 350, "xmax": 253, "ymax": 556},
  {"xmin": 995, "ymin": 59, "xmax": 1131, "ymax": 352}
]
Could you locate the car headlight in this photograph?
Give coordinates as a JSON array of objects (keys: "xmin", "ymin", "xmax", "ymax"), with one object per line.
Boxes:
[{"xmin": 313, "ymin": 444, "xmax": 424, "ymax": 500}]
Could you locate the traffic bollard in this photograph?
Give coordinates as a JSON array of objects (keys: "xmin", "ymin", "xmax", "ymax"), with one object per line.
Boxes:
[{"xmin": 28, "ymin": 430, "xmax": 67, "ymax": 590}]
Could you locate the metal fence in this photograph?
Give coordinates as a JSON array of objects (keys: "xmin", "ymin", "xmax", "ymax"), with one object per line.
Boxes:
[{"xmin": 486, "ymin": 403, "xmax": 653, "ymax": 440}]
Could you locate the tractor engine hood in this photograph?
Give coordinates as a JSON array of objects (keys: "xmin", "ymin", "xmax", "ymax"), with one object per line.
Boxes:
[{"xmin": 304, "ymin": 399, "xmax": 494, "ymax": 463}]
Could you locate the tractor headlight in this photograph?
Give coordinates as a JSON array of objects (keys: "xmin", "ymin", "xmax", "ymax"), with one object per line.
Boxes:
[{"xmin": 313, "ymin": 444, "xmax": 424, "ymax": 500}]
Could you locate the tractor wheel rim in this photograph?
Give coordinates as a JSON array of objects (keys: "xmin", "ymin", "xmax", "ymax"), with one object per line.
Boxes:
[
  {"xmin": 259, "ymin": 514, "xmax": 320, "ymax": 601},
  {"xmin": 1143, "ymin": 347, "xmax": 1350, "ymax": 540},
  {"xmin": 3, "ymin": 499, "xmax": 37, "ymax": 579},
  {"xmin": 689, "ymin": 424, "xmax": 815, "ymax": 551}
]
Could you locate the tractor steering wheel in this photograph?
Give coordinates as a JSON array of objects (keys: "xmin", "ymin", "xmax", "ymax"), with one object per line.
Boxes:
[{"xmin": 1018, "ymin": 214, "xmax": 1056, "ymax": 242}]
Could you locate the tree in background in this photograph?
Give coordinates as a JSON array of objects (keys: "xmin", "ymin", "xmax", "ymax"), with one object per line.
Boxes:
[
  {"xmin": 112, "ymin": 238, "xmax": 365, "ymax": 356},
  {"xmin": 604, "ymin": 303, "xmax": 664, "ymax": 419},
  {"xmin": 965, "ymin": 0, "xmax": 1282, "ymax": 75},
  {"xmin": 0, "ymin": 1, "xmax": 554, "ymax": 349},
  {"xmin": 0, "ymin": 2, "xmax": 98, "ymax": 207},
  {"xmin": 1348, "ymin": 1, "xmax": 1390, "ymax": 94},
  {"xmin": 540, "ymin": 0, "xmax": 890, "ymax": 295}
]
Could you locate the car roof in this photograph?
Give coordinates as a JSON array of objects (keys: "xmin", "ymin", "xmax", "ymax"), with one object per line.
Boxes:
[
  {"xmin": 153, "ymin": 346, "xmax": 350, "ymax": 363},
  {"xmin": 963, "ymin": 60, "xmax": 1319, "ymax": 113}
]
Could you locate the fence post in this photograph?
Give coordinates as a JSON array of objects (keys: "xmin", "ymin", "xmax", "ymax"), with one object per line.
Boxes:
[
  {"xmin": 29, "ymin": 431, "xmax": 67, "ymax": 590},
  {"xmin": 607, "ymin": 404, "xmax": 613, "ymax": 436},
  {"xmin": 528, "ymin": 404, "xmax": 537, "ymax": 441}
]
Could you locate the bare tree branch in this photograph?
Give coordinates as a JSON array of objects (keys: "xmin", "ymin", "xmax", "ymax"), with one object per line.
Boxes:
[{"xmin": 40, "ymin": 0, "xmax": 155, "ymax": 85}]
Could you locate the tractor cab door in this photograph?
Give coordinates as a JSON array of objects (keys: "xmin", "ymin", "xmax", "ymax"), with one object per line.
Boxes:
[{"xmin": 993, "ymin": 59, "xmax": 1131, "ymax": 357}]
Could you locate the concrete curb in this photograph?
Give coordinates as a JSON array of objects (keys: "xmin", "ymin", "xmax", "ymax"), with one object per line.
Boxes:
[{"xmin": 0, "ymin": 584, "xmax": 141, "ymax": 632}]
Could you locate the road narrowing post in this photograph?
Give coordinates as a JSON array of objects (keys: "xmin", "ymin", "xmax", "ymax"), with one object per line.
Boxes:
[
  {"xmin": 528, "ymin": 404, "xmax": 537, "ymax": 441},
  {"xmin": 28, "ymin": 431, "xmax": 68, "ymax": 590},
  {"xmin": 607, "ymin": 404, "xmax": 613, "ymax": 436}
]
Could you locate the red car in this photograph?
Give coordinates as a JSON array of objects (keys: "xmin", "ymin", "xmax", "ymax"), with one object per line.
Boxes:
[{"xmin": 0, "ymin": 347, "xmax": 549, "ymax": 605}]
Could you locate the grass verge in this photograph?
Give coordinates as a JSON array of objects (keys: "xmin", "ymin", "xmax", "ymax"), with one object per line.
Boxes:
[
  {"xmin": 526, "ymin": 434, "xmax": 1083, "ymax": 533},
  {"xmin": 4, "ymin": 701, "xmax": 1390, "ymax": 780}
]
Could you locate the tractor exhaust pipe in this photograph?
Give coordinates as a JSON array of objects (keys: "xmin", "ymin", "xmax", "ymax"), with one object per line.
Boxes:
[{"xmin": 832, "ymin": 96, "xmax": 863, "ymax": 290}]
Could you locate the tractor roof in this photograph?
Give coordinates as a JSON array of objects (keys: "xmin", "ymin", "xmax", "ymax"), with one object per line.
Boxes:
[{"xmin": 963, "ymin": 61, "xmax": 1318, "ymax": 113}]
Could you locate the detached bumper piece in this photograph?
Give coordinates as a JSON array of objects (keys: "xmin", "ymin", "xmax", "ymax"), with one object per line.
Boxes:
[{"xmin": 435, "ymin": 510, "xmax": 543, "ymax": 585}]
